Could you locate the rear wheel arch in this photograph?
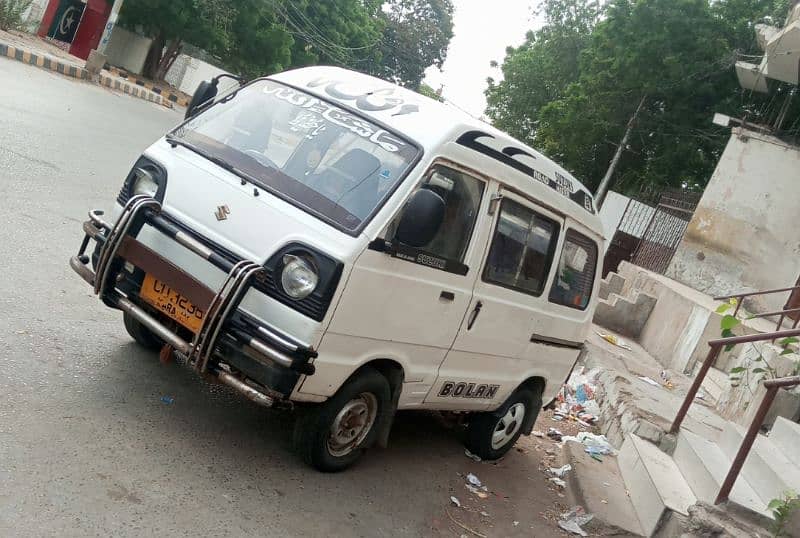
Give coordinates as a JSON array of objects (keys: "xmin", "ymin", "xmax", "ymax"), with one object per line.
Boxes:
[{"xmin": 514, "ymin": 376, "xmax": 546, "ymax": 436}]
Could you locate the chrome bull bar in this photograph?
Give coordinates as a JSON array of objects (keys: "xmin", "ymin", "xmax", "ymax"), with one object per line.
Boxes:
[{"xmin": 70, "ymin": 195, "xmax": 316, "ymax": 407}]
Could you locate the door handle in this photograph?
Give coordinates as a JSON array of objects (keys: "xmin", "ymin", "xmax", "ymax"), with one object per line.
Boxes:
[
  {"xmin": 440, "ymin": 291, "xmax": 455, "ymax": 302},
  {"xmin": 467, "ymin": 301, "xmax": 483, "ymax": 330}
]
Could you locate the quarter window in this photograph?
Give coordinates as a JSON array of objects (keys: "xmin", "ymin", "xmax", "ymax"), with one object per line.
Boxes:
[
  {"xmin": 393, "ymin": 165, "xmax": 485, "ymax": 265},
  {"xmin": 483, "ymin": 199, "xmax": 559, "ymax": 296},
  {"xmin": 549, "ymin": 230, "xmax": 598, "ymax": 310}
]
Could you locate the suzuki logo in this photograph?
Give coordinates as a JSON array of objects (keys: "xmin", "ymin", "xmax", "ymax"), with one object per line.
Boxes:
[{"xmin": 214, "ymin": 205, "xmax": 231, "ymax": 221}]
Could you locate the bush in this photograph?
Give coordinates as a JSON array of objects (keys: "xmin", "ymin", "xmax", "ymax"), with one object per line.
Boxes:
[{"xmin": 0, "ymin": 0, "xmax": 33, "ymax": 31}]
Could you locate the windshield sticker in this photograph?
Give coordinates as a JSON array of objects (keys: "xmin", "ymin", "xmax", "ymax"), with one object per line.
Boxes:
[
  {"xmin": 265, "ymin": 86, "xmax": 409, "ymax": 153},
  {"xmin": 456, "ymin": 130, "xmax": 595, "ymax": 214},
  {"xmin": 307, "ymin": 78, "xmax": 420, "ymax": 117}
]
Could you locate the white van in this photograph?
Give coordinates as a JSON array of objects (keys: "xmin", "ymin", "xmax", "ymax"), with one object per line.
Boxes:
[{"xmin": 70, "ymin": 66, "xmax": 604, "ymax": 471}]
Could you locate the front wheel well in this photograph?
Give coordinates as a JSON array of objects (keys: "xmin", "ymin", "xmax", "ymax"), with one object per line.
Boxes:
[
  {"xmin": 516, "ymin": 376, "xmax": 546, "ymax": 436},
  {"xmin": 350, "ymin": 359, "xmax": 405, "ymax": 448}
]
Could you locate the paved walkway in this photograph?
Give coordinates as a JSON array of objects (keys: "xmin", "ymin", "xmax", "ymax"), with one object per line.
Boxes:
[{"xmin": 0, "ymin": 29, "xmax": 171, "ymax": 108}]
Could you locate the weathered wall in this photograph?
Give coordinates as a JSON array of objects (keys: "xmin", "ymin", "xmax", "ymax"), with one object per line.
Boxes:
[
  {"xmin": 166, "ymin": 55, "xmax": 235, "ymax": 96},
  {"xmin": 667, "ymin": 128, "xmax": 800, "ymax": 313},
  {"xmin": 105, "ymin": 26, "xmax": 152, "ymax": 75}
]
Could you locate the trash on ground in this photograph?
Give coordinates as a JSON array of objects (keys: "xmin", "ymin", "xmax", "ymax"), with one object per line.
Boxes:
[
  {"xmin": 464, "ymin": 449, "xmax": 482, "ymax": 462},
  {"xmin": 596, "ymin": 331, "xmax": 632, "ymax": 350},
  {"xmin": 480, "ymin": 511, "xmax": 490, "ymax": 518},
  {"xmin": 600, "ymin": 499, "xmax": 608, "ymax": 504},
  {"xmin": 466, "ymin": 473, "xmax": 482, "ymax": 488},
  {"xmin": 547, "ymin": 427, "xmax": 564, "ymax": 441},
  {"xmin": 558, "ymin": 506, "xmax": 594, "ymax": 537},
  {"xmin": 696, "ymin": 390, "xmax": 707, "ymax": 401},
  {"xmin": 549, "ymin": 477, "xmax": 566, "ymax": 488},
  {"xmin": 532, "ymin": 430, "xmax": 544, "ymax": 438},
  {"xmin": 548, "ymin": 464, "xmax": 572, "ymax": 478},
  {"xmin": 513, "ymin": 521, "xmax": 519, "ymax": 526},
  {"xmin": 552, "ymin": 367, "xmax": 601, "ymax": 428},
  {"xmin": 450, "ymin": 496, "xmax": 461, "ymax": 507},
  {"xmin": 160, "ymin": 395, "xmax": 175, "ymax": 404},
  {"xmin": 561, "ymin": 432, "xmax": 617, "ymax": 456},
  {"xmin": 466, "ymin": 484, "xmax": 489, "ymax": 499},
  {"xmin": 637, "ymin": 375, "xmax": 661, "ymax": 387}
]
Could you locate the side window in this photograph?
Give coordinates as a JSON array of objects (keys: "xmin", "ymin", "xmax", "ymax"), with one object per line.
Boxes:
[
  {"xmin": 549, "ymin": 229, "xmax": 598, "ymax": 310},
  {"xmin": 392, "ymin": 165, "xmax": 485, "ymax": 265},
  {"xmin": 483, "ymin": 199, "xmax": 560, "ymax": 296}
]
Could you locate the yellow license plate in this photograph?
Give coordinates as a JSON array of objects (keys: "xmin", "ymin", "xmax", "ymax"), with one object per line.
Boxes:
[{"xmin": 140, "ymin": 274, "xmax": 204, "ymax": 333}]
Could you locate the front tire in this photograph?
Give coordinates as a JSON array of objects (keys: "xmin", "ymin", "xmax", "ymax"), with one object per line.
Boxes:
[
  {"xmin": 293, "ymin": 367, "xmax": 391, "ymax": 472},
  {"xmin": 465, "ymin": 387, "xmax": 541, "ymax": 460},
  {"xmin": 123, "ymin": 311, "xmax": 162, "ymax": 351}
]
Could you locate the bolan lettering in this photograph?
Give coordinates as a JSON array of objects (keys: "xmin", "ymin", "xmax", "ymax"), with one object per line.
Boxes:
[
  {"xmin": 453, "ymin": 382, "xmax": 467, "ymax": 396},
  {"xmin": 438, "ymin": 382, "xmax": 454, "ymax": 396},
  {"xmin": 464, "ymin": 383, "xmax": 476, "ymax": 398}
]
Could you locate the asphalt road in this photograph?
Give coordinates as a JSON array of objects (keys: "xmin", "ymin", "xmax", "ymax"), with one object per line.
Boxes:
[{"xmin": 0, "ymin": 57, "xmax": 565, "ymax": 537}]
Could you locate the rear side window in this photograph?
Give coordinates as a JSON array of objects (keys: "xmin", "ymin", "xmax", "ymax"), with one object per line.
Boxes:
[
  {"xmin": 549, "ymin": 229, "xmax": 598, "ymax": 310},
  {"xmin": 483, "ymin": 199, "xmax": 560, "ymax": 296}
]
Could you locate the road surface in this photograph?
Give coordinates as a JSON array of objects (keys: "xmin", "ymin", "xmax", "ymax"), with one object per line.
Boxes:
[{"xmin": 0, "ymin": 57, "xmax": 566, "ymax": 537}]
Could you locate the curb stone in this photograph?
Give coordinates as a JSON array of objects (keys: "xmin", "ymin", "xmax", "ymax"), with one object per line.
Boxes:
[
  {"xmin": 106, "ymin": 66, "xmax": 190, "ymax": 107},
  {"xmin": 0, "ymin": 41, "xmax": 170, "ymax": 108}
]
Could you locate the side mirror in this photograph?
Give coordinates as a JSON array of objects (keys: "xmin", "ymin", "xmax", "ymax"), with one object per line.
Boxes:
[
  {"xmin": 185, "ymin": 79, "xmax": 218, "ymax": 119},
  {"xmin": 395, "ymin": 188, "xmax": 446, "ymax": 248}
]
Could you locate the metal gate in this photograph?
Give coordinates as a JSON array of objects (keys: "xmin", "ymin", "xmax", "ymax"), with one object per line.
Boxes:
[{"xmin": 603, "ymin": 187, "xmax": 700, "ymax": 276}]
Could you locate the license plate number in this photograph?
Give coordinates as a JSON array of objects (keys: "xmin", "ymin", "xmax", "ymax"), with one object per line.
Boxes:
[{"xmin": 140, "ymin": 274, "xmax": 204, "ymax": 333}]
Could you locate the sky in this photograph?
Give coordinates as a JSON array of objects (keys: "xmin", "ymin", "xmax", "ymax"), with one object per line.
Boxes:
[{"xmin": 423, "ymin": 1, "xmax": 544, "ymax": 118}]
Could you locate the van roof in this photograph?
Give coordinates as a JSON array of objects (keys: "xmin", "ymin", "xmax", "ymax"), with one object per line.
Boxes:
[{"xmin": 269, "ymin": 66, "xmax": 604, "ymax": 238}]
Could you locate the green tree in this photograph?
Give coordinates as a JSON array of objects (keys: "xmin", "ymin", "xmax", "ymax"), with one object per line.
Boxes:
[
  {"xmin": 485, "ymin": 0, "xmax": 603, "ymax": 144},
  {"xmin": 373, "ymin": 0, "xmax": 454, "ymax": 88},
  {"xmin": 222, "ymin": 0, "xmax": 293, "ymax": 79},
  {"xmin": 486, "ymin": 0, "xmax": 796, "ymax": 195},
  {"xmin": 120, "ymin": 0, "xmax": 234, "ymax": 81}
]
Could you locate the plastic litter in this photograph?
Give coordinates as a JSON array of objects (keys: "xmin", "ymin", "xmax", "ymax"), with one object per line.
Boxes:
[
  {"xmin": 464, "ymin": 449, "xmax": 482, "ymax": 462},
  {"xmin": 160, "ymin": 395, "xmax": 175, "ymax": 404},
  {"xmin": 548, "ymin": 464, "xmax": 572, "ymax": 478},
  {"xmin": 513, "ymin": 521, "xmax": 519, "ymax": 526},
  {"xmin": 549, "ymin": 477, "xmax": 566, "ymax": 488},
  {"xmin": 596, "ymin": 331, "xmax": 632, "ymax": 350},
  {"xmin": 450, "ymin": 496, "xmax": 461, "ymax": 507},
  {"xmin": 466, "ymin": 484, "xmax": 489, "ymax": 499},
  {"xmin": 466, "ymin": 473, "xmax": 482, "ymax": 488},
  {"xmin": 637, "ymin": 375, "xmax": 660, "ymax": 387},
  {"xmin": 547, "ymin": 427, "xmax": 564, "ymax": 441},
  {"xmin": 561, "ymin": 432, "xmax": 617, "ymax": 456},
  {"xmin": 558, "ymin": 506, "xmax": 594, "ymax": 537},
  {"xmin": 532, "ymin": 430, "xmax": 545, "ymax": 438},
  {"xmin": 479, "ymin": 511, "xmax": 490, "ymax": 518}
]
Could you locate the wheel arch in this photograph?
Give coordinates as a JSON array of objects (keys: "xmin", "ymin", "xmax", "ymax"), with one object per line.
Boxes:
[
  {"xmin": 350, "ymin": 359, "xmax": 405, "ymax": 448},
  {"xmin": 516, "ymin": 376, "xmax": 546, "ymax": 436}
]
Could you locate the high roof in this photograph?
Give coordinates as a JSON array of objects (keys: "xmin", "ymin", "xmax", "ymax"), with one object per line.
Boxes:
[{"xmin": 269, "ymin": 66, "xmax": 603, "ymax": 237}]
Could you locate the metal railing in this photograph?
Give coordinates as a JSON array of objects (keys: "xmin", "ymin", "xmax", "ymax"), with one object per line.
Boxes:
[
  {"xmin": 669, "ymin": 327, "xmax": 800, "ymax": 504},
  {"xmin": 715, "ymin": 285, "xmax": 800, "ymax": 332}
]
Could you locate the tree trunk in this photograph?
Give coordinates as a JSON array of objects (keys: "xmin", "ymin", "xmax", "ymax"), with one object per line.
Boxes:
[
  {"xmin": 155, "ymin": 38, "xmax": 183, "ymax": 81},
  {"xmin": 142, "ymin": 30, "xmax": 166, "ymax": 80}
]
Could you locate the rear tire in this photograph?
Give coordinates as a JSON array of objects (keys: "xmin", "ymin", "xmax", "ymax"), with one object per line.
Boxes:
[
  {"xmin": 293, "ymin": 367, "xmax": 391, "ymax": 472},
  {"xmin": 123, "ymin": 311, "xmax": 162, "ymax": 351},
  {"xmin": 465, "ymin": 387, "xmax": 541, "ymax": 460}
]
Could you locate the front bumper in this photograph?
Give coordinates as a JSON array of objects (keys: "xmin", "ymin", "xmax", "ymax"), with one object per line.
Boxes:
[{"xmin": 70, "ymin": 195, "xmax": 316, "ymax": 407}]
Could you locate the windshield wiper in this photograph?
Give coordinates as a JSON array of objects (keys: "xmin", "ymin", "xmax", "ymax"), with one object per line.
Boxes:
[{"xmin": 165, "ymin": 134, "xmax": 242, "ymax": 177}]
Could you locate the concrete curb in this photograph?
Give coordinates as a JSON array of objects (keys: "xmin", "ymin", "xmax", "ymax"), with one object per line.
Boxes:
[
  {"xmin": 0, "ymin": 41, "xmax": 88, "ymax": 80},
  {"xmin": 106, "ymin": 66, "xmax": 190, "ymax": 107},
  {"xmin": 0, "ymin": 41, "xmax": 170, "ymax": 108}
]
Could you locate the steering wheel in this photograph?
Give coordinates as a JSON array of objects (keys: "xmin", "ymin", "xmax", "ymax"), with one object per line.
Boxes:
[{"xmin": 244, "ymin": 149, "xmax": 280, "ymax": 171}]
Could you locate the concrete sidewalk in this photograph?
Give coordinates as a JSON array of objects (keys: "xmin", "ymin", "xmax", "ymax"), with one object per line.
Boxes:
[{"xmin": 0, "ymin": 30, "xmax": 170, "ymax": 108}]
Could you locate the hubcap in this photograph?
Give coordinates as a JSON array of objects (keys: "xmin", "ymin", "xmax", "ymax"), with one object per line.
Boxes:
[
  {"xmin": 491, "ymin": 402, "xmax": 526, "ymax": 450},
  {"xmin": 327, "ymin": 392, "xmax": 378, "ymax": 457}
]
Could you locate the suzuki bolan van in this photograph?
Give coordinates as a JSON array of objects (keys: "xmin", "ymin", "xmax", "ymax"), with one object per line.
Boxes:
[{"xmin": 70, "ymin": 66, "xmax": 604, "ymax": 471}]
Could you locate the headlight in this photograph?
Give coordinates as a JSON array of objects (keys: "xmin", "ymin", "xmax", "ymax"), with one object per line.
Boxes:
[
  {"xmin": 281, "ymin": 254, "xmax": 319, "ymax": 300},
  {"xmin": 131, "ymin": 167, "xmax": 159, "ymax": 197}
]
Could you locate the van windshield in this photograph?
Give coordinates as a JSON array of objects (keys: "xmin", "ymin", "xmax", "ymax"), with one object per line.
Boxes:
[{"xmin": 169, "ymin": 79, "xmax": 420, "ymax": 232}]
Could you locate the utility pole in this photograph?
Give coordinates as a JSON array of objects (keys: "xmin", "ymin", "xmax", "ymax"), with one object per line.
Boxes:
[{"xmin": 595, "ymin": 95, "xmax": 646, "ymax": 209}]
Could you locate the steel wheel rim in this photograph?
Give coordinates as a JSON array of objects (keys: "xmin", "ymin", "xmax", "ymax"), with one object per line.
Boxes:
[
  {"xmin": 491, "ymin": 402, "xmax": 526, "ymax": 450},
  {"xmin": 327, "ymin": 392, "xmax": 378, "ymax": 457}
]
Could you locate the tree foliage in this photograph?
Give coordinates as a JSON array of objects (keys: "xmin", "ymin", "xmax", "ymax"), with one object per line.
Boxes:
[
  {"xmin": 373, "ymin": 0, "xmax": 454, "ymax": 88},
  {"xmin": 485, "ymin": 0, "xmax": 797, "ymax": 195},
  {"xmin": 119, "ymin": 0, "xmax": 454, "ymax": 91}
]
